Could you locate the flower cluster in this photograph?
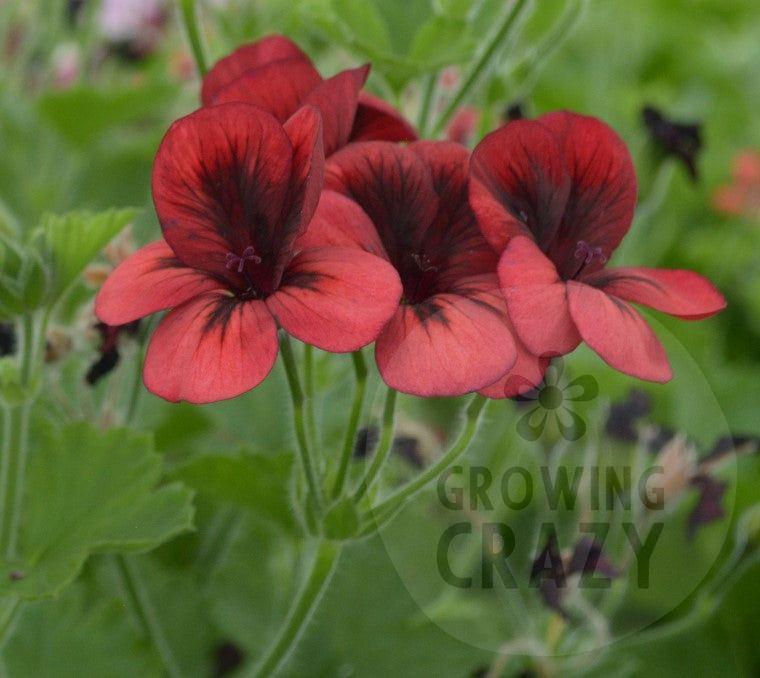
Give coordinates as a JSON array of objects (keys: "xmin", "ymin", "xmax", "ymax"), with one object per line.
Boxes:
[{"xmin": 96, "ymin": 35, "xmax": 726, "ymax": 404}]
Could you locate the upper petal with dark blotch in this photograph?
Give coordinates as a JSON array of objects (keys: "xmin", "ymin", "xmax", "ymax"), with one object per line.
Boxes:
[
  {"xmin": 295, "ymin": 190, "xmax": 388, "ymax": 256},
  {"xmin": 209, "ymin": 58, "xmax": 323, "ymax": 121},
  {"xmin": 567, "ymin": 280, "xmax": 672, "ymax": 382},
  {"xmin": 498, "ymin": 236, "xmax": 581, "ymax": 356},
  {"xmin": 95, "ymin": 241, "xmax": 222, "ymax": 325},
  {"xmin": 266, "ymin": 245, "xmax": 402, "ymax": 352},
  {"xmin": 470, "ymin": 119, "xmax": 570, "ymax": 253},
  {"xmin": 143, "ymin": 292, "xmax": 279, "ymax": 403},
  {"xmin": 350, "ymin": 92, "xmax": 419, "ymax": 144},
  {"xmin": 325, "ymin": 142, "xmax": 439, "ymax": 262},
  {"xmin": 539, "ymin": 111, "xmax": 638, "ymax": 277},
  {"xmin": 303, "ymin": 66, "xmax": 369, "ymax": 156},
  {"xmin": 152, "ymin": 103, "xmax": 293, "ymax": 291},
  {"xmin": 201, "ymin": 35, "xmax": 311, "ymax": 105},
  {"xmin": 580, "ymin": 267, "xmax": 726, "ymax": 320},
  {"xmin": 375, "ymin": 277, "xmax": 516, "ymax": 397}
]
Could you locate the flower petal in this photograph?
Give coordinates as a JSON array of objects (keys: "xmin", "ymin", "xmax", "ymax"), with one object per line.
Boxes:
[
  {"xmin": 267, "ymin": 246, "xmax": 402, "ymax": 352},
  {"xmin": 480, "ymin": 326, "xmax": 549, "ymax": 399},
  {"xmin": 152, "ymin": 103, "xmax": 292, "ymax": 288},
  {"xmin": 143, "ymin": 293, "xmax": 278, "ymax": 404},
  {"xmin": 201, "ymin": 35, "xmax": 311, "ymax": 105},
  {"xmin": 277, "ymin": 106, "xmax": 325, "ymax": 278},
  {"xmin": 581, "ymin": 267, "xmax": 726, "ymax": 320},
  {"xmin": 375, "ymin": 282, "xmax": 517, "ymax": 397},
  {"xmin": 470, "ymin": 119, "xmax": 570, "ymax": 252},
  {"xmin": 295, "ymin": 190, "xmax": 387, "ymax": 256},
  {"xmin": 567, "ymin": 280, "xmax": 672, "ymax": 382},
  {"xmin": 326, "ymin": 142, "xmax": 439, "ymax": 260},
  {"xmin": 350, "ymin": 92, "xmax": 418, "ymax": 143},
  {"xmin": 538, "ymin": 111, "xmax": 638, "ymax": 277},
  {"xmin": 95, "ymin": 241, "xmax": 221, "ymax": 325},
  {"xmin": 498, "ymin": 236, "xmax": 581, "ymax": 356},
  {"xmin": 208, "ymin": 58, "xmax": 323, "ymax": 120},
  {"xmin": 303, "ymin": 66, "xmax": 369, "ymax": 156}
]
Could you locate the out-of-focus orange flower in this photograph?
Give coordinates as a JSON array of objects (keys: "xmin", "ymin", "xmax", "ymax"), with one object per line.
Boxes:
[{"xmin": 712, "ymin": 150, "xmax": 760, "ymax": 219}]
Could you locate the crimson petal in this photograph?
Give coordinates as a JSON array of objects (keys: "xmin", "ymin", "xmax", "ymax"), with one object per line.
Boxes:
[
  {"xmin": 152, "ymin": 103, "xmax": 292, "ymax": 290},
  {"xmin": 95, "ymin": 241, "xmax": 221, "ymax": 325},
  {"xmin": 267, "ymin": 245, "xmax": 402, "ymax": 352},
  {"xmin": 303, "ymin": 66, "xmax": 369, "ymax": 156},
  {"xmin": 295, "ymin": 191, "xmax": 388, "ymax": 256},
  {"xmin": 375, "ymin": 281, "xmax": 516, "ymax": 397},
  {"xmin": 581, "ymin": 267, "xmax": 726, "ymax": 320},
  {"xmin": 539, "ymin": 111, "xmax": 638, "ymax": 277},
  {"xmin": 326, "ymin": 142, "xmax": 439, "ymax": 262},
  {"xmin": 567, "ymin": 280, "xmax": 672, "ymax": 382},
  {"xmin": 201, "ymin": 35, "xmax": 311, "ymax": 105},
  {"xmin": 144, "ymin": 292, "xmax": 279, "ymax": 403},
  {"xmin": 498, "ymin": 236, "xmax": 581, "ymax": 356},
  {"xmin": 470, "ymin": 119, "xmax": 570, "ymax": 253},
  {"xmin": 350, "ymin": 92, "xmax": 418, "ymax": 144},
  {"xmin": 209, "ymin": 58, "xmax": 323, "ymax": 120}
]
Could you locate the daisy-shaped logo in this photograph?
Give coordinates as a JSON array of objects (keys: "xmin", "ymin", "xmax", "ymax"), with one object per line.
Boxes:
[{"xmin": 515, "ymin": 358, "xmax": 598, "ymax": 441}]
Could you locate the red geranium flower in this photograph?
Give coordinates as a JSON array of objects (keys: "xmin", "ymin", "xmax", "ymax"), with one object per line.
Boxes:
[
  {"xmin": 200, "ymin": 34, "xmax": 417, "ymax": 157},
  {"xmin": 324, "ymin": 140, "xmax": 520, "ymax": 397},
  {"xmin": 96, "ymin": 104, "xmax": 401, "ymax": 403},
  {"xmin": 470, "ymin": 111, "xmax": 725, "ymax": 385}
]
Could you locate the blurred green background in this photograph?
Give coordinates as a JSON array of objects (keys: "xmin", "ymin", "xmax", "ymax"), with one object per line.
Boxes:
[{"xmin": 0, "ymin": 0, "xmax": 759, "ymax": 676}]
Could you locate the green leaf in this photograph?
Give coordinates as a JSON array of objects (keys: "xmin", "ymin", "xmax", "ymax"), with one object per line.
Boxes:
[
  {"xmin": 42, "ymin": 208, "xmax": 138, "ymax": 303},
  {"xmin": 4, "ymin": 581, "xmax": 163, "ymax": 677},
  {"xmin": 171, "ymin": 451, "xmax": 297, "ymax": 532},
  {"xmin": 0, "ymin": 423, "xmax": 194, "ymax": 600}
]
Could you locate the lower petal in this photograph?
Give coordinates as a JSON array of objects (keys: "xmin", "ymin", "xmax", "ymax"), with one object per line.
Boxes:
[
  {"xmin": 480, "ymin": 332, "xmax": 549, "ymax": 399},
  {"xmin": 582, "ymin": 267, "xmax": 726, "ymax": 320},
  {"xmin": 143, "ymin": 293, "xmax": 278, "ymax": 403},
  {"xmin": 498, "ymin": 237, "xmax": 581, "ymax": 356},
  {"xmin": 95, "ymin": 241, "xmax": 221, "ymax": 325},
  {"xmin": 375, "ymin": 290, "xmax": 517, "ymax": 397},
  {"xmin": 567, "ymin": 281, "xmax": 672, "ymax": 383},
  {"xmin": 267, "ymin": 246, "xmax": 402, "ymax": 352}
]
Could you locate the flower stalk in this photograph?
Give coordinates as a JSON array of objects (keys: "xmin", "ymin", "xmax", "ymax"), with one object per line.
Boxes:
[
  {"xmin": 331, "ymin": 350, "xmax": 368, "ymax": 499},
  {"xmin": 353, "ymin": 387, "xmax": 397, "ymax": 501},
  {"xmin": 431, "ymin": 0, "xmax": 530, "ymax": 137},
  {"xmin": 179, "ymin": 0, "xmax": 209, "ymax": 77},
  {"xmin": 253, "ymin": 539, "xmax": 341, "ymax": 678}
]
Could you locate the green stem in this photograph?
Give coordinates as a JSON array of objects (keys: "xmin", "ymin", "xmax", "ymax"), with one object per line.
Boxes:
[
  {"xmin": 361, "ymin": 395, "xmax": 488, "ymax": 533},
  {"xmin": 253, "ymin": 539, "xmax": 341, "ymax": 678},
  {"xmin": 417, "ymin": 73, "xmax": 438, "ymax": 137},
  {"xmin": 114, "ymin": 555, "xmax": 183, "ymax": 678},
  {"xmin": 353, "ymin": 387, "xmax": 397, "ymax": 502},
  {"xmin": 431, "ymin": 0, "xmax": 530, "ymax": 137},
  {"xmin": 302, "ymin": 344, "xmax": 318, "ymax": 453},
  {"xmin": 179, "ymin": 0, "xmax": 208, "ymax": 76},
  {"xmin": 280, "ymin": 335, "xmax": 324, "ymax": 515},
  {"xmin": 331, "ymin": 351, "xmax": 368, "ymax": 500}
]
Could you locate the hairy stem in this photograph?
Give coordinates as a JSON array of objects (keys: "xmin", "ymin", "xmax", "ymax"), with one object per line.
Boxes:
[
  {"xmin": 331, "ymin": 351, "xmax": 368, "ymax": 499},
  {"xmin": 361, "ymin": 394, "xmax": 488, "ymax": 533},
  {"xmin": 179, "ymin": 0, "xmax": 208, "ymax": 76},
  {"xmin": 302, "ymin": 344, "xmax": 318, "ymax": 454},
  {"xmin": 352, "ymin": 387, "xmax": 397, "ymax": 502},
  {"xmin": 280, "ymin": 335, "xmax": 324, "ymax": 516},
  {"xmin": 253, "ymin": 539, "xmax": 341, "ymax": 677},
  {"xmin": 431, "ymin": 0, "xmax": 530, "ymax": 137},
  {"xmin": 417, "ymin": 73, "xmax": 438, "ymax": 137}
]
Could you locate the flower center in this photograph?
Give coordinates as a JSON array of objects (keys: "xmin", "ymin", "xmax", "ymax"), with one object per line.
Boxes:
[
  {"xmin": 225, "ymin": 246, "xmax": 261, "ymax": 273},
  {"xmin": 570, "ymin": 240, "xmax": 607, "ymax": 279},
  {"xmin": 401, "ymin": 251, "xmax": 441, "ymax": 304}
]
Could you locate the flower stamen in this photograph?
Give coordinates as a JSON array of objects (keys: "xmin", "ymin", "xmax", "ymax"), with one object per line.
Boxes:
[
  {"xmin": 225, "ymin": 246, "xmax": 262, "ymax": 273},
  {"xmin": 571, "ymin": 240, "xmax": 607, "ymax": 278}
]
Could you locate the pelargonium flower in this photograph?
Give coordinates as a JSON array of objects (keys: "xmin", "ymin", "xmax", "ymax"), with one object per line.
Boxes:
[
  {"xmin": 200, "ymin": 34, "xmax": 417, "ymax": 157},
  {"xmin": 96, "ymin": 104, "xmax": 401, "ymax": 403},
  {"xmin": 470, "ymin": 111, "xmax": 726, "ymax": 385},
  {"xmin": 324, "ymin": 140, "xmax": 521, "ymax": 397}
]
